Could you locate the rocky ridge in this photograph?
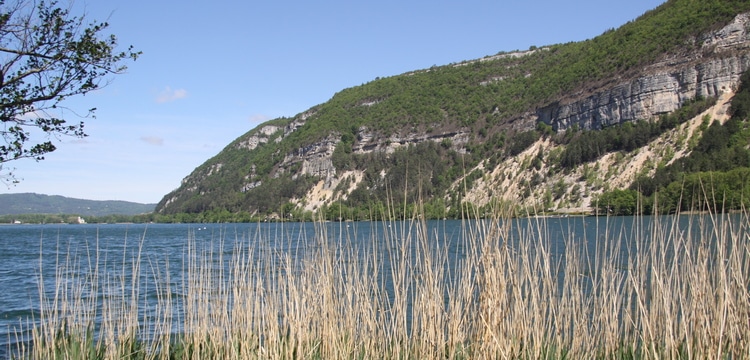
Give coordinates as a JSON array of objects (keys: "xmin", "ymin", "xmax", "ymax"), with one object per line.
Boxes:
[
  {"xmin": 294, "ymin": 13, "xmax": 750, "ymax": 211},
  {"xmin": 157, "ymin": 8, "xmax": 750, "ymax": 216},
  {"xmin": 538, "ymin": 13, "xmax": 750, "ymax": 132}
]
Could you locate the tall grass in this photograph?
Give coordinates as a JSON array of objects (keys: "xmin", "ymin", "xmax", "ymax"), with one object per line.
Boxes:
[{"xmin": 11, "ymin": 208, "xmax": 750, "ymax": 359}]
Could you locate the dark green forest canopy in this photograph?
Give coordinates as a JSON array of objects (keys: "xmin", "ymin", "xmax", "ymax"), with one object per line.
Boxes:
[{"xmin": 280, "ymin": 0, "xmax": 750, "ymax": 144}]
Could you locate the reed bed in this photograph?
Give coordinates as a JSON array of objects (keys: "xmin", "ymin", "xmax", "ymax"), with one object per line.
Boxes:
[{"xmin": 11, "ymin": 208, "xmax": 750, "ymax": 359}]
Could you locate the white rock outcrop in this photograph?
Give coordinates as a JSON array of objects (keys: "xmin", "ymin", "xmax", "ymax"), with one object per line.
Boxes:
[{"xmin": 537, "ymin": 13, "xmax": 750, "ymax": 131}]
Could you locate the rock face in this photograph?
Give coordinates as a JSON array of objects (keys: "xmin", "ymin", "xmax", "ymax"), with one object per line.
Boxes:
[
  {"xmin": 275, "ymin": 129, "xmax": 470, "ymax": 186},
  {"xmin": 538, "ymin": 13, "xmax": 750, "ymax": 131},
  {"xmin": 282, "ymin": 136, "xmax": 338, "ymax": 178},
  {"xmin": 353, "ymin": 127, "xmax": 470, "ymax": 154},
  {"xmin": 237, "ymin": 125, "xmax": 281, "ymax": 150}
]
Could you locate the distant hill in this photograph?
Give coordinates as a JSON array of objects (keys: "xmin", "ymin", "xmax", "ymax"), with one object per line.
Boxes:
[{"xmin": 0, "ymin": 193, "xmax": 155, "ymax": 216}]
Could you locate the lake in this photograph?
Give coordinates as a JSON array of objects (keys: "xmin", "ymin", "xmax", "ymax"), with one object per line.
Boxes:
[{"xmin": 0, "ymin": 214, "xmax": 746, "ymax": 358}]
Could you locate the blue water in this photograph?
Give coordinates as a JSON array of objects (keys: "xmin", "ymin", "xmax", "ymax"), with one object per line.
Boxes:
[{"xmin": 0, "ymin": 215, "xmax": 743, "ymax": 358}]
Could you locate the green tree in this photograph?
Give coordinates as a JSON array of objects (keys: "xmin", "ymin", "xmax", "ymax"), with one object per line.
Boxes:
[
  {"xmin": 596, "ymin": 189, "xmax": 640, "ymax": 216},
  {"xmin": 0, "ymin": 0, "xmax": 139, "ymax": 179}
]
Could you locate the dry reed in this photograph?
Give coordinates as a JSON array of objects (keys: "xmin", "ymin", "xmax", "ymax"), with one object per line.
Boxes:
[{"xmin": 11, "ymin": 206, "xmax": 750, "ymax": 359}]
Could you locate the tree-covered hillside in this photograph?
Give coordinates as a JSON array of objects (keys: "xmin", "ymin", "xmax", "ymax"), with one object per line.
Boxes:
[
  {"xmin": 156, "ymin": 0, "xmax": 750, "ymax": 220},
  {"xmin": 0, "ymin": 193, "xmax": 155, "ymax": 216},
  {"xmin": 596, "ymin": 69, "xmax": 750, "ymax": 215}
]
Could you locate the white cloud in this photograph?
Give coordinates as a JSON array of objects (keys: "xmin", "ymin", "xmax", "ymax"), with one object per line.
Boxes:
[
  {"xmin": 248, "ymin": 114, "xmax": 270, "ymax": 124},
  {"xmin": 155, "ymin": 86, "xmax": 188, "ymax": 103},
  {"xmin": 140, "ymin": 136, "xmax": 164, "ymax": 146},
  {"xmin": 19, "ymin": 110, "xmax": 45, "ymax": 120}
]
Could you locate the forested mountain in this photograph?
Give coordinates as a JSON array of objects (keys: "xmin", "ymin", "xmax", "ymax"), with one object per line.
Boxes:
[
  {"xmin": 155, "ymin": 0, "xmax": 750, "ymax": 221},
  {"xmin": 0, "ymin": 193, "xmax": 155, "ymax": 216}
]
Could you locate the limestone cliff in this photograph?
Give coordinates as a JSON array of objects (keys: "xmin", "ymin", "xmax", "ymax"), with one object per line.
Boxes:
[
  {"xmin": 538, "ymin": 13, "xmax": 750, "ymax": 131},
  {"xmin": 155, "ymin": 4, "xmax": 750, "ymax": 217}
]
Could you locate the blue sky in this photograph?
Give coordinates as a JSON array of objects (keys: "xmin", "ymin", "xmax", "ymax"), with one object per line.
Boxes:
[{"xmin": 2, "ymin": 0, "xmax": 665, "ymax": 204}]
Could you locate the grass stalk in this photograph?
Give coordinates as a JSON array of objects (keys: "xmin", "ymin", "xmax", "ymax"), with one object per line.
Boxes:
[{"xmin": 9, "ymin": 206, "xmax": 750, "ymax": 359}]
